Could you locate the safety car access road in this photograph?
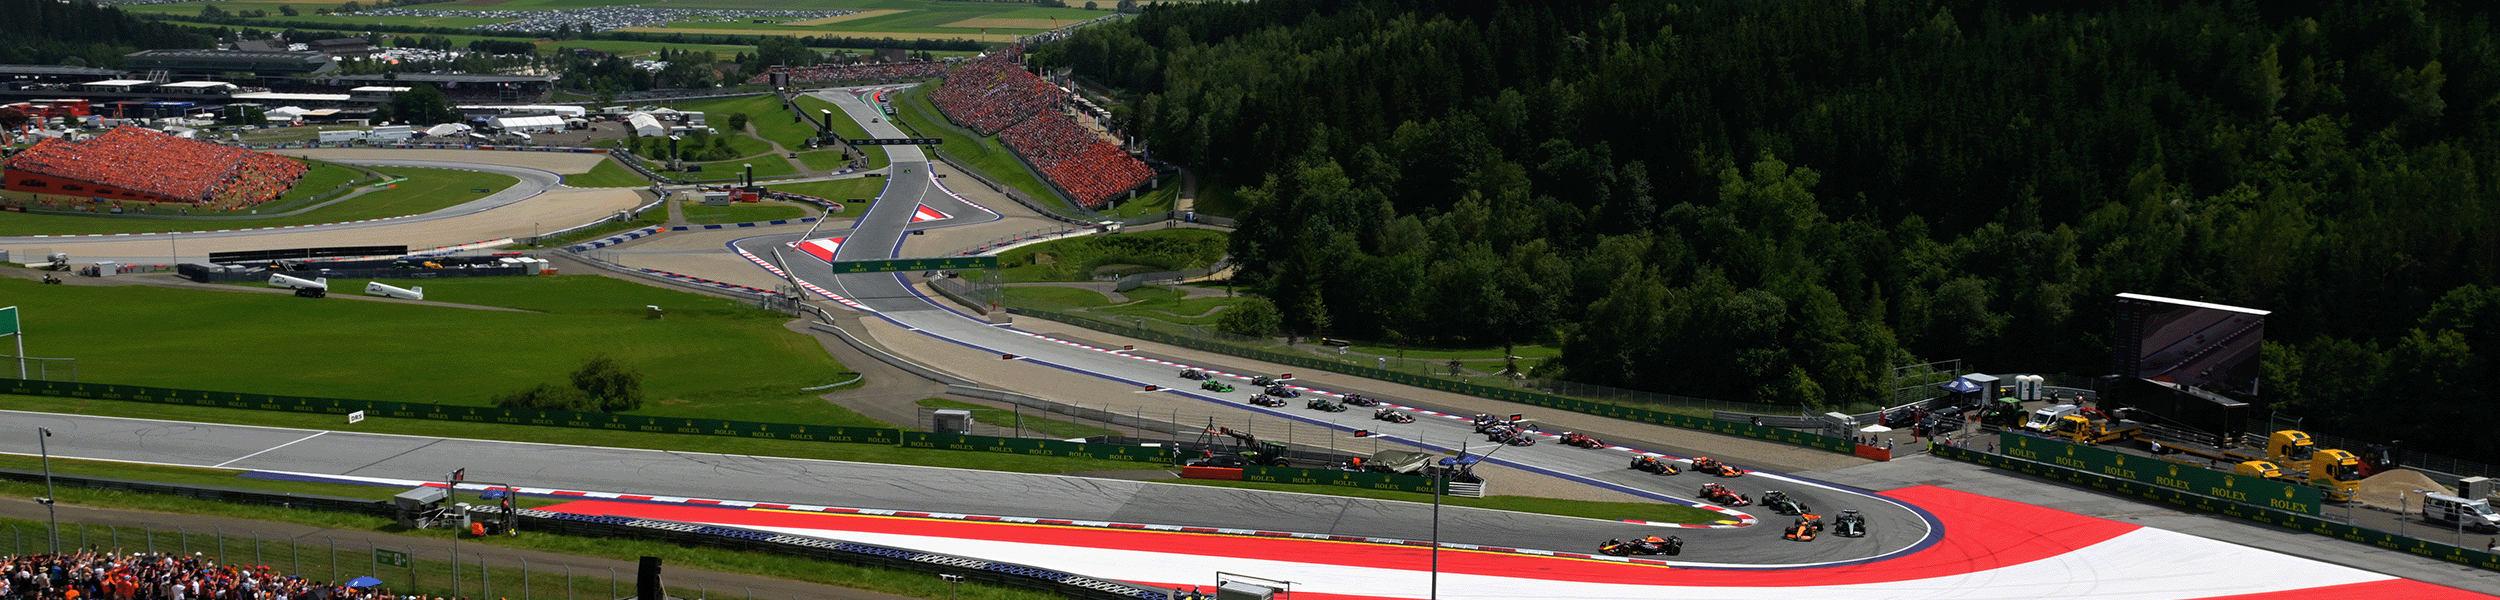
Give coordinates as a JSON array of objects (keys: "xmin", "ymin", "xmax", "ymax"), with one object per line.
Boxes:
[
  {"xmin": 739, "ymin": 87, "xmax": 1939, "ymax": 567},
  {"xmin": 0, "ymin": 159, "xmax": 598, "ymax": 263}
]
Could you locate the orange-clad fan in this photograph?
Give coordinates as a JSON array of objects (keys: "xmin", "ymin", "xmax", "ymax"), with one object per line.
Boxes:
[{"xmin": 1, "ymin": 126, "xmax": 308, "ymax": 210}]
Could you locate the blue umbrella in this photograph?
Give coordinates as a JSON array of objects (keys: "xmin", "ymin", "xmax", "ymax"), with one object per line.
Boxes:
[{"xmin": 345, "ymin": 577, "xmax": 383, "ymax": 588}]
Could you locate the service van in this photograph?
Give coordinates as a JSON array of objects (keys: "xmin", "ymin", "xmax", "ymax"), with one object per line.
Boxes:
[
  {"xmin": 2420, "ymin": 491, "xmax": 2500, "ymax": 533},
  {"xmin": 2024, "ymin": 404, "xmax": 2082, "ymax": 432}
]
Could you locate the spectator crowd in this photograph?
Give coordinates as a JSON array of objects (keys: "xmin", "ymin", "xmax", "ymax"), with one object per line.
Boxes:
[
  {"xmin": 744, "ymin": 62, "xmax": 951, "ymax": 86},
  {"xmin": 1001, "ymin": 112, "xmax": 1152, "ymax": 209},
  {"xmin": 929, "ymin": 48, "xmax": 1152, "ymax": 208},
  {"xmin": 2, "ymin": 549, "xmax": 423, "ymax": 600},
  {"xmin": 929, "ymin": 48, "xmax": 1069, "ymax": 135},
  {"xmin": 1, "ymin": 127, "xmax": 308, "ymax": 210}
]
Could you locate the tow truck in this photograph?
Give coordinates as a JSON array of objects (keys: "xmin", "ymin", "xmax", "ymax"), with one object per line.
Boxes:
[{"xmin": 2142, "ymin": 429, "xmax": 2363, "ymax": 502}]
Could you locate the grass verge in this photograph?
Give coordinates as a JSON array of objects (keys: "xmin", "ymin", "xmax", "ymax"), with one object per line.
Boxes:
[
  {"xmin": 0, "ymin": 275, "xmax": 856, "ymax": 422},
  {"xmin": 914, "ymin": 398, "xmax": 1116, "ymax": 439},
  {"xmin": 889, "ymin": 87, "xmax": 1070, "ymax": 213},
  {"xmin": 564, "ymin": 160, "xmax": 655, "ymax": 188},
  {"xmin": 524, "ymin": 209, "xmax": 667, "ymax": 249},
  {"xmin": 683, "ymin": 201, "xmax": 809, "ymax": 225}
]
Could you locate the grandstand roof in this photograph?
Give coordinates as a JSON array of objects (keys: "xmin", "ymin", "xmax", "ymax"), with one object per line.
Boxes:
[
  {"xmin": 0, "ymin": 65, "xmax": 124, "ymax": 77},
  {"xmin": 159, "ymin": 81, "xmax": 238, "ymax": 89},
  {"xmin": 126, "ymin": 49, "xmax": 338, "ymax": 75},
  {"xmin": 332, "ymin": 73, "xmax": 554, "ymax": 85},
  {"xmin": 350, "ymin": 86, "xmax": 413, "ymax": 93},
  {"xmin": 231, "ymin": 92, "xmax": 352, "ymax": 102},
  {"xmin": 83, "ymin": 80, "xmax": 156, "ymax": 87}
]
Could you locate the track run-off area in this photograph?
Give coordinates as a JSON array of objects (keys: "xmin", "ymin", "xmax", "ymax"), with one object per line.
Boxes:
[{"xmin": 0, "ymin": 85, "xmax": 2490, "ymax": 598}]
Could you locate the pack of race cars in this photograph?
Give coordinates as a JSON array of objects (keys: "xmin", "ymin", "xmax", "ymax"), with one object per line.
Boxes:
[{"xmin": 1182, "ymin": 369, "xmax": 1870, "ymax": 557}]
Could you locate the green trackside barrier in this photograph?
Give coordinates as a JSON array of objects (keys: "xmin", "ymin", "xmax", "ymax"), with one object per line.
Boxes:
[
  {"xmin": 1998, "ymin": 431, "xmax": 2322, "ymax": 515},
  {"xmin": 1934, "ymin": 443, "xmax": 2500, "ymax": 572},
  {"xmin": 1238, "ymin": 465, "xmax": 1439, "ymax": 494},
  {"xmin": 0, "ymin": 378, "xmax": 901, "ymax": 446},
  {"xmin": 1010, "ymin": 310, "xmax": 1860, "ymax": 456},
  {"xmin": 899, "ymin": 432, "xmax": 1173, "ymax": 463}
]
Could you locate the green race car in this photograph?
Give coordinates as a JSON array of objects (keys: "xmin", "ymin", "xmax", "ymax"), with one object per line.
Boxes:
[{"xmin": 1202, "ymin": 380, "xmax": 1236, "ymax": 392}]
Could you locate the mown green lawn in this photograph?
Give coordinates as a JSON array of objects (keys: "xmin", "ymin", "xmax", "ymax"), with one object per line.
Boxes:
[
  {"xmin": 563, "ymin": 159, "xmax": 654, "ymax": 188},
  {"xmin": 995, "ymin": 227, "xmax": 1228, "ymax": 282},
  {"xmin": 914, "ymin": 398, "xmax": 1115, "ymax": 439},
  {"xmin": 0, "ymin": 165, "xmax": 509, "ymax": 236},
  {"xmin": 0, "ymin": 275, "xmax": 856, "ymax": 422},
  {"xmin": 794, "ymin": 93, "xmax": 892, "ymax": 171}
]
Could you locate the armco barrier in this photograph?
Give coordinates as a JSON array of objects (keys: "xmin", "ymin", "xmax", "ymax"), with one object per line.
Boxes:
[
  {"xmin": 1238, "ymin": 465, "xmax": 1437, "ymax": 494},
  {"xmin": 0, "ymin": 378, "xmax": 900, "ymax": 446},
  {"xmin": 900, "ymin": 432, "xmax": 1172, "ymax": 463},
  {"xmin": 1998, "ymin": 431, "xmax": 2322, "ymax": 515},
  {"xmin": 1005, "ymin": 309, "xmax": 1858, "ymax": 455},
  {"xmin": 1934, "ymin": 444, "xmax": 2500, "ymax": 573}
]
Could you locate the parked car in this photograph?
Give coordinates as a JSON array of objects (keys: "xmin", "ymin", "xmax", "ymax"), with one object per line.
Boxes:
[{"xmin": 1917, "ymin": 406, "xmax": 1966, "ymax": 437}]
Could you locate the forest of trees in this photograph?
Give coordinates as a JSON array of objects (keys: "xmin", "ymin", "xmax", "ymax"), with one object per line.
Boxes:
[
  {"xmin": 0, "ymin": 0, "xmax": 214, "ymax": 67},
  {"xmin": 1039, "ymin": 0, "xmax": 2500, "ymax": 457}
]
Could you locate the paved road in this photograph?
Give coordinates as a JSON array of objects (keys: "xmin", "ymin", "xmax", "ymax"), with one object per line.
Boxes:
[
  {"xmin": 724, "ymin": 87, "xmax": 1941, "ymax": 568},
  {"xmin": 0, "ymin": 410, "xmax": 1662, "ymax": 555}
]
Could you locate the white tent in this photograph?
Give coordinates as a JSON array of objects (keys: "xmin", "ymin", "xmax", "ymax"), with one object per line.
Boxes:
[
  {"xmin": 627, "ymin": 113, "xmax": 664, "ymax": 137},
  {"xmin": 424, "ymin": 123, "xmax": 471, "ymax": 138},
  {"xmin": 264, "ymin": 106, "xmax": 310, "ymax": 121},
  {"xmin": 488, "ymin": 115, "xmax": 566, "ymax": 134}
]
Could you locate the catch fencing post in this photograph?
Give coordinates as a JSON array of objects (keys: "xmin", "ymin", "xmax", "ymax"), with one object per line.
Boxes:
[
  {"xmin": 523, "ymin": 556, "xmax": 531, "ymax": 600},
  {"xmin": 215, "ymin": 527, "xmax": 223, "ymax": 559},
  {"xmin": 482, "ymin": 552, "xmax": 491, "ymax": 599},
  {"xmin": 565, "ymin": 564, "xmax": 573, "ymax": 600},
  {"xmin": 610, "ymin": 567, "xmax": 617, "ymax": 600},
  {"xmin": 329, "ymin": 538, "xmax": 337, "ymax": 582},
  {"xmin": 253, "ymin": 530, "xmax": 262, "ymax": 565}
]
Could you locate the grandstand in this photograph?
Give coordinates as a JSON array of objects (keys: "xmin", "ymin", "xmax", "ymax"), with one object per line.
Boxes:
[
  {"xmin": 747, "ymin": 61, "xmax": 952, "ymax": 86},
  {"xmin": 930, "ymin": 48, "xmax": 1152, "ymax": 209},
  {"xmin": 2, "ymin": 126, "xmax": 309, "ymax": 209}
]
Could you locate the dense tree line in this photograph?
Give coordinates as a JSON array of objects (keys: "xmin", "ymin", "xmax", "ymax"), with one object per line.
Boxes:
[
  {"xmin": 1040, "ymin": 0, "xmax": 2500, "ymax": 456},
  {"xmin": 0, "ymin": 0, "xmax": 214, "ymax": 67}
]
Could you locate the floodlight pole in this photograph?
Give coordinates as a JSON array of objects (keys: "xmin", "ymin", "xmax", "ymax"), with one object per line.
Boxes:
[{"xmin": 37, "ymin": 426, "xmax": 56, "ymax": 554}]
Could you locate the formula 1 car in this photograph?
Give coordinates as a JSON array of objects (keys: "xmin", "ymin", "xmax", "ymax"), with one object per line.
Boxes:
[
  {"xmin": 1201, "ymin": 380, "xmax": 1235, "ymax": 393},
  {"xmin": 1374, "ymin": 408, "xmax": 1415, "ymax": 423},
  {"xmin": 1598, "ymin": 538, "xmax": 1637, "ymax": 557},
  {"xmin": 1634, "ymin": 535, "xmax": 1683, "ymax": 556},
  {"xmin": 1834, "ymin": 510, "xmax": 1866, "ymax": 538},
  {"xmin": 1180, "ymin": 369, "xmax": 1210, "ymax": 380},
  {"xmin": 1247, "ymin": 394, "xmax": 1287, "ymax": 407},
  {"xmin": 1559, "ymin": 432, "xmax": 1607, "ymax": 449},
  {"xmin": 1265, "ymin": 385, "xmax": 1300, "ymax": 398},
  {"xmin": 1251, "ymin": 376, "xmax": 1277, "ymax": 387},
  {"xmin": 1630, "ymin": 455, "xmax": 1682, "ymax": 475},
  {"xmin": 1699, "ymin": 483, "xmax": 1750, "ymax": 506},
  {"xmin": 1761, "ymin": 490, "xmax": 1808, "ymax": 516},
  {"xmin": 1783, "ymin": 513, "xmax": 1825, "ymax": 542},
  {"xmin": 1690, "ymin": 456, "xmax": 1744, "ymax": 477},
  {"xmin": 1339, "ymin": 394, "xmax": 1379, "ymax": 407},
  {"xmin": 1485, "ymin": 425, "xmax": 1536, "ymax": 446},
  {"xmin": 1307, "ymin": 397, "xmax": 1346, "ymax": 412}
]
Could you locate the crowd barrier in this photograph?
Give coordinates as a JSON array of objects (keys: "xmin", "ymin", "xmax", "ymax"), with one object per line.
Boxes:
[
  {"xmin": 900, "ymin": 432, "xmax": 1170, "ymax": 463},
  {"xmin": 1001, "ymin": 309, "xmax": 1857, "ymax": 455},
  {"xmin": 1997, "ymin": 431, "xmax": 2323, "ymax": 515},
  {"xmin": 1236, "ymin": 465, "xmax": 1438, "ymax": 494},
  {"xmin": 1933, "ymin": 443, "xmax": 2500, "ymax": 572}
]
